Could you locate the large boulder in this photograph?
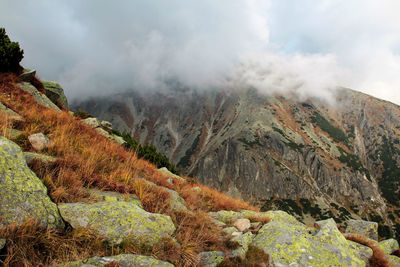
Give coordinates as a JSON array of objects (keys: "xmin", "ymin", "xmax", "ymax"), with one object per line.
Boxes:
[
  {"xmin": 345, "ymin": 219, "xmax": 378, "ymax": 241},
  {"xmin": 16, "ymin": 82, "xmax": 61, "ymax": 111},
  {"xmin": 0, "ymin": 137, "xmax": 64, "ymax": 229},
  {"xmin": 251, "ymin": 218, "xmax": 364, "ymax": 266},
  {"xmin": 42, "ymin": 81, "xmax": 69, "ymax": 109},
  {"xmin": 58, "ymin": 201, "xmax": 175, "ymax": 246},
  {"xmin": 62, "ymin": 254, "xmax": 174, "ymax": 267}
]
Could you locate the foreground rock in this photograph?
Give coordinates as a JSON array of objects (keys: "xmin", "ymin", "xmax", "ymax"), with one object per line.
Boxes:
[
  {"xmin": 0, "ymin": 137, "xmax": 64, "ymax": 229},
  {"xmin": 42, "ymin": 81, "xmax": 69, "ymax": 109},
  {"xmin": 58, "ymin": 201, "xmax": 175, "ymax": 246},
  {"xmin": 251, "ymin": 217, "xmax": 364, "ymax": 266},
  {"xmin": 378, "ymin": 238, "xmax": 399, "ymax": 254},
  {"xmin": 63, "ymin": 254, "xmax": 174, "ymax": 267},
  {"xmin": 345, "ymin": 219, "xmax": 378, "ymax": 241}
]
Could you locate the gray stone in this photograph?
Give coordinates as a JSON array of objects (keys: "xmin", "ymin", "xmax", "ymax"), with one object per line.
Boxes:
[
  {"xmin": 222, "ymin": 226, "xmax": 238, "ymax": 236},
  {"xmin": 158, "ymin": 167, "xmax": 186, "ymax": 183},
  {"xmin": 0, "ymin": 101, "xmax": 23, "ymax": 121},
  {"xmin": 16, "ymin": 82, "xmax": 61, "ymax": 111},
  {"xmin": 86, "ymin": 188, "xmax": 142, "ymax": 207},
  {"xmin": 347, "ymin": 240, "xmax": 373, "ymax": 264},
  {"xmin": 62, "ymin": 254, "xmax": 174, "ymax": 267},
  {"xmin": 28, "ymin": 133, "xmax": 51, "ymax": 151},
  {"xmin": 0, "ymin": 137, "xmax": 64, "ymax": 229},
  {"xmin": 345, "ymin": 219, "xmax": 379, "ymax": 241},
  {"xmin": 198, "ymin": 251, "xmax": 225, "ymax": 267},
  {"xmin": 3, "ymin": 128, "xmax": 23, "ymax": 139},
  {"xmin": 19, "ymin": 69, "xmax": 36, "ymax": 82},
  {"xmin": 58, "ymin": 201, "xmax": 175, "ymax": 246},
  {"xmin": 24, "ymin": 152, "xmax": 57, "ymax": 165},
  {"xmin": 388, "ymin": 255, "xmax": 400, "ymax": 267},
  {"xmin": 42, "ymin": 81, "xmax": 69, "ymax": 109}
]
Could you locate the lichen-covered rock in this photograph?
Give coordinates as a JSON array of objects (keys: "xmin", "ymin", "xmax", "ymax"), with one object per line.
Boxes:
[
  {"xmin": 251, "ymin": 218, "xmax": 364, "ymax": 266},
  {"xmin": 42, "ymin": 81, "xmax": 69, "ymax": 109},
  {"xmin": 165, "ymin": 188, "xmax": 188, "ymax": 212},
  {"xmin": 3, "ymin": 128, "xmax": 23, "ymax": 139},
  {"xmin": 198, "ymin": 251, "xmax": 225, "ymax": 267},
  {"xmin": 209, "ymin": 210, "xmax": 242, "ymax": 224},
  {"xmin": 347, "ymin": 240, "xmax": 373, "ymax": 264},
  {"xmin": 378, "ymin": 238, "xmax": 399, "ymax": 254},
  {"xmin": 223, "ymin": 226, "xmax": 238, "ymax": 236},
  {"xmin": 0, "ymin": 238, "xmax": 5, "ymax": 250},
  {"xmin": 233, "ymin": 218, "xmax": 251, "ymax": 232},
  {"xmin": 388, "ymin": 255, "xmax": 400, "ymax": 267},
  {"xmin": 86, "ymin": 189, "xmax": 142, "ymax": 207},
  {"xmin": 82, "ymin": 118, "xmax": 126, "ymax": 145},
  {"xmin": 24, "ymin": 152, "xmax": 57, "ymax": 165},
  {"xmin": 158, "ymin": 167, "xmax": 186, "ymax": 183},
  {"xmin": 230, "ymin": 231, "xmax": 254, "ymax": 259},
  {"xmin": 345, "ymin": 219, "xmax": 379, "ymax": 241},
  {"xmin": 19, "ymin": 69, "xmax": 36, "ymax": 82},
  {"xmin": 58, "ymin": 201, "xmax": 175, "ymax": 246},
  {"xmin": 16, "ymin": 82, "xmax": 61, "ymax": 111},
  {"xmin": 28, "ymin": 133, "xmax": 51, "ymax": 151},
  {"xmin": 0, "ymin": 137, "xmax": 64, "ymax": 229},
  {"xmin": 83, "ymin": 117, "xmax": 101, "ymax": 128},
  {"xmin": 62, "ymin": 254, "xmax": 174, "ymax": 267}
]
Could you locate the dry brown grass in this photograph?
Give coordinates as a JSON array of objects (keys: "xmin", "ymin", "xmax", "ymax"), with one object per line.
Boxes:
[
  {"xmin": 345, "ymin": 233, "xmax": 390, "ymax": 267},
  {"xmin": 0, "ymin": 72, "xmax": 262, "ymax": 266}
]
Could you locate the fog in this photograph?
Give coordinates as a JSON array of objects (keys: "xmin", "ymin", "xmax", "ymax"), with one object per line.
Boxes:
[{"xmin": 1, "ymin": 0, "xmax": 400, "ymax": 104}]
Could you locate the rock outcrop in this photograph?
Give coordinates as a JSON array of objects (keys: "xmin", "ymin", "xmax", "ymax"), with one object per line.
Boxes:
[
  {"xmin": 16, "ymin": 82, "xmax": 61, "ymax": 111},
  {"xmin": 345, "ymin": 219, "xmax": 379, "ymax": 241},
  {"xmin": 0, "ymin": 136, "xmax": 64, "ymax": 229},
  {"xmin": 82, "ymin": 117, "xmax": 126, "ymax": 145},
  {"xmin": 42, "ymin": 81, "xmax": 69, "ymax": 109},
  {"xmin": 58, "ymin": 201, "xmax": 175, "ymax": 246}
]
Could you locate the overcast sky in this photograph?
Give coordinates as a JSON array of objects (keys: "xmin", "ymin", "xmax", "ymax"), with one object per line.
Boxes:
[{"xmin": 1, "ymin": 1, "xmax": 400, "ymax": 104}]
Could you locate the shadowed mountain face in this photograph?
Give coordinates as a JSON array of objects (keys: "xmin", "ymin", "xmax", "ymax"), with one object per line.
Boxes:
[{"xmin": 75, "ymin": 87, "xmax": 400, "ymax": 239}]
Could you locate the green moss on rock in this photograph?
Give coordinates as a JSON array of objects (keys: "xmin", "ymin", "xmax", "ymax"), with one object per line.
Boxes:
[
  {"xmin": 58, "ymin": 201, "xmax": 175, "ymax": 246},
  {"xmin": 0, "ymin": 137, "xmax": 64, "ymax": 229},
  {"xmin": 62, "ymin": 253, "xmax": 174, "ymax": 267}
]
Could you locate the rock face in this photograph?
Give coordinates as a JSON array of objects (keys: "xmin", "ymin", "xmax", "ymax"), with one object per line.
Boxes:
[
  {"xmin": 0, "ymin": 137, "xmax": 64, "ymax": 229},
  {"xmin": 62, "ymin": 254, "xmax": 174, "ymax": 267},
  {"xmin": 75, "ymin": 87, "xmax": 400, "ymax": 239},
  {"xmin": 42, "ymin": 81, "xmax": 69, "ymax": 109},
  {"xmin": 28, "ymin": 133, "xmax": 51, "ymax": 151},
  {"xmin": 58, "ymin": 201, "xmax": 175, "ymax": 246}
]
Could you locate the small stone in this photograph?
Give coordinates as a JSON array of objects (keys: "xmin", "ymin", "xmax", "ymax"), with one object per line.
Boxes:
[
  {"xmin": 198, "ymin": 251, "xmax": 224, "ymax": 267},
  {"xmin": 233, "ymin": 218, "xmax": 251, "ymax": 232},
  {"xmin": 0, "ymin": 239, "xmax": 6, "ymax": 250},
  {"xmin": 222, "ymin": 226, "xmax": 238, "ymax": 236},
  {"xmin": 28, "ymin": 133, "xmax": 51, "ymax": 151},
  {"xmin": 24, "ymin": 152, "xmax": 57, "ymax": 165},
  {"xmin": 231, "ymin": 231, "xmax": 242, "ymax": 237},
  {"xmin": 19, "ymin": 69, "xmax": 36, "ymax": 82}
]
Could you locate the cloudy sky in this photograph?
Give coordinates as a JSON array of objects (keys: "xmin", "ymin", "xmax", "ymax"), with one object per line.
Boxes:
[{"xmin": 1, "ymin": 0, "xmax": 400, "ymax": 104}]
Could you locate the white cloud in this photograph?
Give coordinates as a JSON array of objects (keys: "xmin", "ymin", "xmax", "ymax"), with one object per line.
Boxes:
[{"xmin": 0, "ymin": 0, "xmax": 400, "ymax": 104}]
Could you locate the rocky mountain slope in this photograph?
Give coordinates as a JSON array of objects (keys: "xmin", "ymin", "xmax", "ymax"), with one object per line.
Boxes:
[
  {"xmin": 75, "ymin": 86, "xmax": 400, "ymax": 241},
  {"xmin": 1, "ymin": 69, "xmax": 400, "ymax": 266}
]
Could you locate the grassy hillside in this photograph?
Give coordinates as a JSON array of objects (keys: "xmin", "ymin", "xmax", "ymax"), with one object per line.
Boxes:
[{"xmin": 0, "ymin": 72, "xmax": 261, "ymax": 266}]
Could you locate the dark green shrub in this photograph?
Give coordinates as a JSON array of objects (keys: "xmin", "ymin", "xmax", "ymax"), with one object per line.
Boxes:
[{"xmin": 0, "ymin": 28, "xmax": 24, "ymax": 73}]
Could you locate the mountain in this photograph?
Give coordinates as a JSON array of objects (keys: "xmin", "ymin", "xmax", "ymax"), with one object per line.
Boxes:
[{"xmin": 75, "ymin": 86, "xmax": 400, "ymax": 240}]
